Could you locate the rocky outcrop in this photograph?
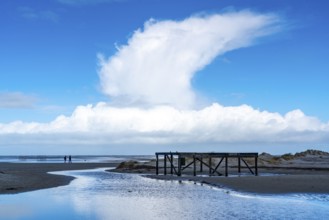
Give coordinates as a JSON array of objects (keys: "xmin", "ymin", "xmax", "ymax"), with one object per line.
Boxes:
[{"xmin": 111, "ymin": 160, "xmax": 156, "ymax": 173}]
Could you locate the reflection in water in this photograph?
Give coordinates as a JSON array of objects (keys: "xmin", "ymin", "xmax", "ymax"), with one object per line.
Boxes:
[{"xmin": 1, "ymin": 168, "xmax": 329, "ymax": 219}]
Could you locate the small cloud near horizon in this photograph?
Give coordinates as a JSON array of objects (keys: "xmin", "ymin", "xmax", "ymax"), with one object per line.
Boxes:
[{"xmin": 0, "ymin": 92, "xmax": 39, "ymax": 109}]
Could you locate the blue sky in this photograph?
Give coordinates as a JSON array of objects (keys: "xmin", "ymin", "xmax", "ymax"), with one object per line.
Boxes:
[{"xmin": 0, "ymin": 0, "xmax": 328, "ymax": 155}]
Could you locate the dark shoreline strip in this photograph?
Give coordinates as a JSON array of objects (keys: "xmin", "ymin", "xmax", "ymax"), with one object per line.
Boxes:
[{"xmin": 0, "ymin": 163, "xmax": 118, "ymax": 194}]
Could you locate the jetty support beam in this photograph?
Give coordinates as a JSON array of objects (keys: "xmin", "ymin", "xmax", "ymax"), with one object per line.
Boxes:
[{"xmin": 155, "ymin": 152, "xmax": 258, "ymax": 177}]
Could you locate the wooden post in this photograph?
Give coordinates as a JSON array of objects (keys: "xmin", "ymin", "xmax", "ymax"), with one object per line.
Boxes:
[
  {"xmin": 193, "ymin": 155, "xmax": 196, "ymax": 176},
  {"xmin": 255, "ymin": 155, "xmax": 258, "ymax": 176},
  {"xmin": 225, "ymin": 156, "xmax": 228, "ymax": 177},
  {"xmin": 156, "ymin": 154, "xmax": 158, "ymax": 175},
  {"xmin": 164, "ymin": 154, "xmax": 167, "ymax": 175},
  {"xmin": 178, "ymin": 155, "xmax": 182, "ymax": 176},
  {"xmin": 238, "ymin": 156, "xmax": 241, "ymax": 173},
  {"xmin": 208, "ymin": 157, "xmax": 212, "ymax": 176},
  {"xmin": 170, "ymin": 153, "xmax": 173, "ymax": 175}
]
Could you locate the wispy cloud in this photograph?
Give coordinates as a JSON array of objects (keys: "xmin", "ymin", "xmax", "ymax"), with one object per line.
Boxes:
[
  {"xmin": 18, "ymin": 7, "xmax": 59, "ymax": 23},
  {"xmin": 230, "ymin": 92, "xmax": 246, "ymax": 99},
  {"xmin": 98, "ymin": 11, "xmax": 282, "ymax": 109},
  {"xmin": 0, "ymin": 92, "xmax": 38, "ymax": 109},
  {"xmin": 57, "ymin": 0, "xmax": 122, "ymax": 6}
]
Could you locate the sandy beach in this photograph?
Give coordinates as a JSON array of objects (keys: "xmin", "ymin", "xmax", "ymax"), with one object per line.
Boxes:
[
  {"xmin": 1, "ymin": 150, "xmax": 329, "ymax": 195},
  {"xmin": 0, "ymin": 163, "xmax": 117, "ymax": 194},
  {"xmin": 1, "ymin": 163, "xmax": 329, "ymax": 195},
  {"xmin": 112, "ymin": 165, "xmax": 329, "ymax": 194},
  {"xmin": 111, "ymin": 150, "xmax": 329, "ymax": 194},
  {"xmin": 145, "ymin": 171, "xmax": 329, "ymax": 194}
]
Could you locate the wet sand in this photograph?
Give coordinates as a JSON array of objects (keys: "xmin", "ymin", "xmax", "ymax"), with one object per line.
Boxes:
[
  {"xmin": 139, "ymin": 150, "xmax": 329, "ymax": 194},
  {"xmin": 1, "ymin": 161, "xmax": 329, "ymax": 195},
  {"xmin": 108, "ymin": 153, "xmax": 329, "ymax": 194},
  {"xmin": 145, "ymin": 171, "xmax": 329, "ymax": 194},
  {"xmin": 0, "ymin": 163, "xmax": 117, "ymax": 194},
  {"xmin": 109, "ymin": 163, "xmax": 329, "ymax": 194}
]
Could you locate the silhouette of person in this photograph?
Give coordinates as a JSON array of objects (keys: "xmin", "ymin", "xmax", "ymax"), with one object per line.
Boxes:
[
  {"xmin": 69, "ymin": 155, "xmax": 72, "ymax": 163},
  {"xmin": 64, "ymin": 156, "xmax": 67, "ymax": 163}
]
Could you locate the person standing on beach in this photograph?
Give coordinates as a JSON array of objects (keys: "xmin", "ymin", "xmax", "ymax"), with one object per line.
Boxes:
[
  {"xmin": 64, "ymin": 156, "xmax": 67, "ymax": 163},
  {"xmin": 69, "ymin": 155, "xmax": 72, "ymax": 163}
]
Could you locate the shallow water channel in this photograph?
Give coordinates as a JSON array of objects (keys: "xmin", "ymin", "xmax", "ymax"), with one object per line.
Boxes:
[{"xmin": 1, "ymin": 168, "xmax": 328, "ymax": 220}]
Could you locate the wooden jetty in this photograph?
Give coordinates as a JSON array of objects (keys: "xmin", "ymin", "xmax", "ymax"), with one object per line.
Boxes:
[{"xmin": 155, "ymin": 152, "xmax": 258, "ymax": 177}]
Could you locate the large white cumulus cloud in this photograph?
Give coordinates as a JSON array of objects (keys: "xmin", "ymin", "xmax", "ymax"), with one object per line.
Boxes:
[
  {"xmin": 1, "ymin": 11, "xmax": 329, "ymax": 150},
  {"xmin": 98, "ymin": 11, "xmax": 281, "ymax": 108},
  {"xmin": 1, "ymin": 103, "xmax": 329, "ymax": 145}
]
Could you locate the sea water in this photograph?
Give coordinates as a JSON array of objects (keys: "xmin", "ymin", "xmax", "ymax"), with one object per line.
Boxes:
[
  {"xmin": 0, "ymin": 168, "xmax": 328, "ymax": 220},
  {"xmin": 0, "ymin": 155, "xmax": 153, "ymax": 163}
]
